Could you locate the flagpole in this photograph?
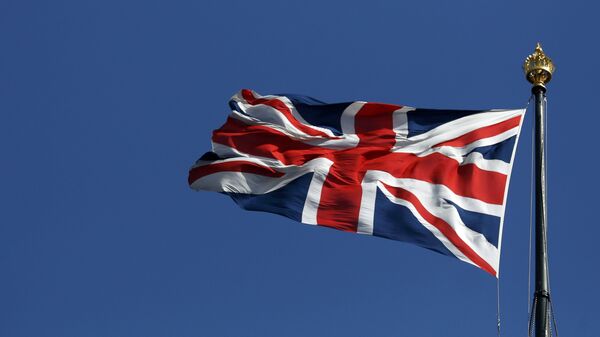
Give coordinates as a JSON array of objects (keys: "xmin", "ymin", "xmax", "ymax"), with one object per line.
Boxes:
[{"xmin": 524, "ymin": 43, "xmax": 555, "ymax": 337}]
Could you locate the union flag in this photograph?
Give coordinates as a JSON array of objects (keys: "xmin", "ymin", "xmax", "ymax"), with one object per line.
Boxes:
[{"xmin": 188, "ymin": 89, "xmax": 525, "ymax": 276}]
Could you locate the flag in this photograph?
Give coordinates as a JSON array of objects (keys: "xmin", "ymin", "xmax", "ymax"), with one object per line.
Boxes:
[{"xmin": 188, "ymin": 89, "xmax": 525, "ymax": 276}]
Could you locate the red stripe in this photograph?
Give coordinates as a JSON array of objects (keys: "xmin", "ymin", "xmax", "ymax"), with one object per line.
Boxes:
[
  {"xmin": 368, "ymin": 152, "xmax": 507, "ymax": 205},
  {"xmin": 354, "ymin": 102, "xmax": 400, "ymax": 149},
  {"xmin": 188, "ymin": 161, "xmax": 284, "ymax": 185},
  {"xmin": 315, "ymin": 162, "xmax": 365, "ymax": 232},
  {"xmin": 240, "ymin": 89, "xmax": 332, "ymax": 138},
  {"xmin": 212, "ymin": 117, "xmax": 333, "ymax": 166},
  {"xmin": 315, "ymin": 103, "xmax": 400, "ymax": 232},
  {"xmin": 381, "ymin": 183, "xmax": 497, "ymax": 276},
  {"xmin": 434, "ymin": 115, "xmax": 522, "ymax": 148}
]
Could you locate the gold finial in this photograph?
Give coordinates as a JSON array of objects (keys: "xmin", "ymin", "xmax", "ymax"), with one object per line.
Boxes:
[{"xmin": 523, "ymin": 42, "xmax": 555, "ymax": 88}]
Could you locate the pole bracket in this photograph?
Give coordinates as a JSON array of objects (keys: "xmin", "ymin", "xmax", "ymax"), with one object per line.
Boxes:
[{"xmin": 534, "ymin": 290, "xmax": 550, "ymax": 299}]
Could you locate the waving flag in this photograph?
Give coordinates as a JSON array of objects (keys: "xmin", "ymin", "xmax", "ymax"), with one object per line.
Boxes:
[{"xmin": 188, "ymin": 89, "xmax": 525, "ymax": 276}]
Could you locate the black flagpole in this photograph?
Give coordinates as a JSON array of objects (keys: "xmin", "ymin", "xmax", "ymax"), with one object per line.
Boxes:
[{"xmin": 524, "ymin": 43, "xmax": 555, "ymax": 337}]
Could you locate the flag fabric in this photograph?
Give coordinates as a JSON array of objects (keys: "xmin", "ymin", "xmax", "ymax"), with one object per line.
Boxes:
[{"xmin": 188, "ymin": 89, "xmax": 525, "ymax": 276}]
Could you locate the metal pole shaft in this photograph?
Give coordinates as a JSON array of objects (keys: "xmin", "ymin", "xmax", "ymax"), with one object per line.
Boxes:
[{"xmin": 533, "ymin": 85, "xmax": 550, "ymax": 337}]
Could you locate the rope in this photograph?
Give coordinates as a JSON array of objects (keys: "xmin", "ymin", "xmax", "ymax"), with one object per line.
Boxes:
[
  {"xmin": 550, "ymin": 297, "xmax": 560, "ymax": 337},
  {"xmin": 497, "ymin": 278, "xmax": 501, "ymax": 337},
  {"xmin": 528, "ymin": 296, "xmax": 536, "ymax": 337}
]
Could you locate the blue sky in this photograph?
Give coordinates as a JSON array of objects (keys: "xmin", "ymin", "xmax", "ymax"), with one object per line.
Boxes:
[{"xmin": 1, "ymin": 0, "xmax": 597, "ymax": 336}]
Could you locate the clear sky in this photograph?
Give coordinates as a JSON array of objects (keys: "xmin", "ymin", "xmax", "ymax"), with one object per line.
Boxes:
[{"xmin": 1, "ymin": 0, "xmax": 597, "ymax": 336}]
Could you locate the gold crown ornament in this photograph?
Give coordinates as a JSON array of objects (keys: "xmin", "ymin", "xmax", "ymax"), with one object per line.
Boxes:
[{"xmin": 523, "ymin": 43, "xmax": 555, "ymax": 88}]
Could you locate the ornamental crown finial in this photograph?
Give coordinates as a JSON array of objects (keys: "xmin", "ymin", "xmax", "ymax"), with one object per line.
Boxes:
[{"xmin": 523, "ymin": 42, "xmax": 555, "ymax": 88}]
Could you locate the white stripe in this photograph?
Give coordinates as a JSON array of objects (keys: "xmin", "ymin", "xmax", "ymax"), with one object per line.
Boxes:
[
  {"xmin": 461, "ymin": 151, "xmax": 510, "ymax": 174},
  {"xmin": 191, "ymin": 153, "xmax": 283, "ymax": 171},
  {"xmin": 301, "ymin": 162, "xmax": 333, "ymax": 225},
  {"xmin": 210, "ymin": 143, "xmax": 286, "ymax": 168},
  {"xmin": 394, "ymin": 109, "xmax": 525, "ymax": 153},
  {"xmin": 357, "ymin": 175, "xmax": 377, "ymax": 235},
  {"xmin": 233, "ymin": 90, "xmax": 340, "ymax": 138},
  {"xmin": 431, "ymin": 127, "xmax": 519, "ymax": 157},
  {"xmin": 190, "ymin": 157, "xmax": 334, "ymax": 194},
  {"xmin": 392, "ymin": 106, "xmax": 414, "ymax": 140},
  {"xmin": 233, "ymin": 101, "xmax": 316, "ymax": 139},
  {"xmin": 278, "ymin": 96, "xmax": 339, "ymax": 137},
  {"xmin": 362, "ymin": 171, "xmax": 504, "ymax": 216},
  {"xmin": 340, "ymin": 102, "xmax": 364, "ymax": 135},
  {"xmin": 409, "ymin": 127, "xmax": 519, "ymax": 174},
  {"xmin": 228, "ymin": 109, "xmax": 359, "ymax": 150}
]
